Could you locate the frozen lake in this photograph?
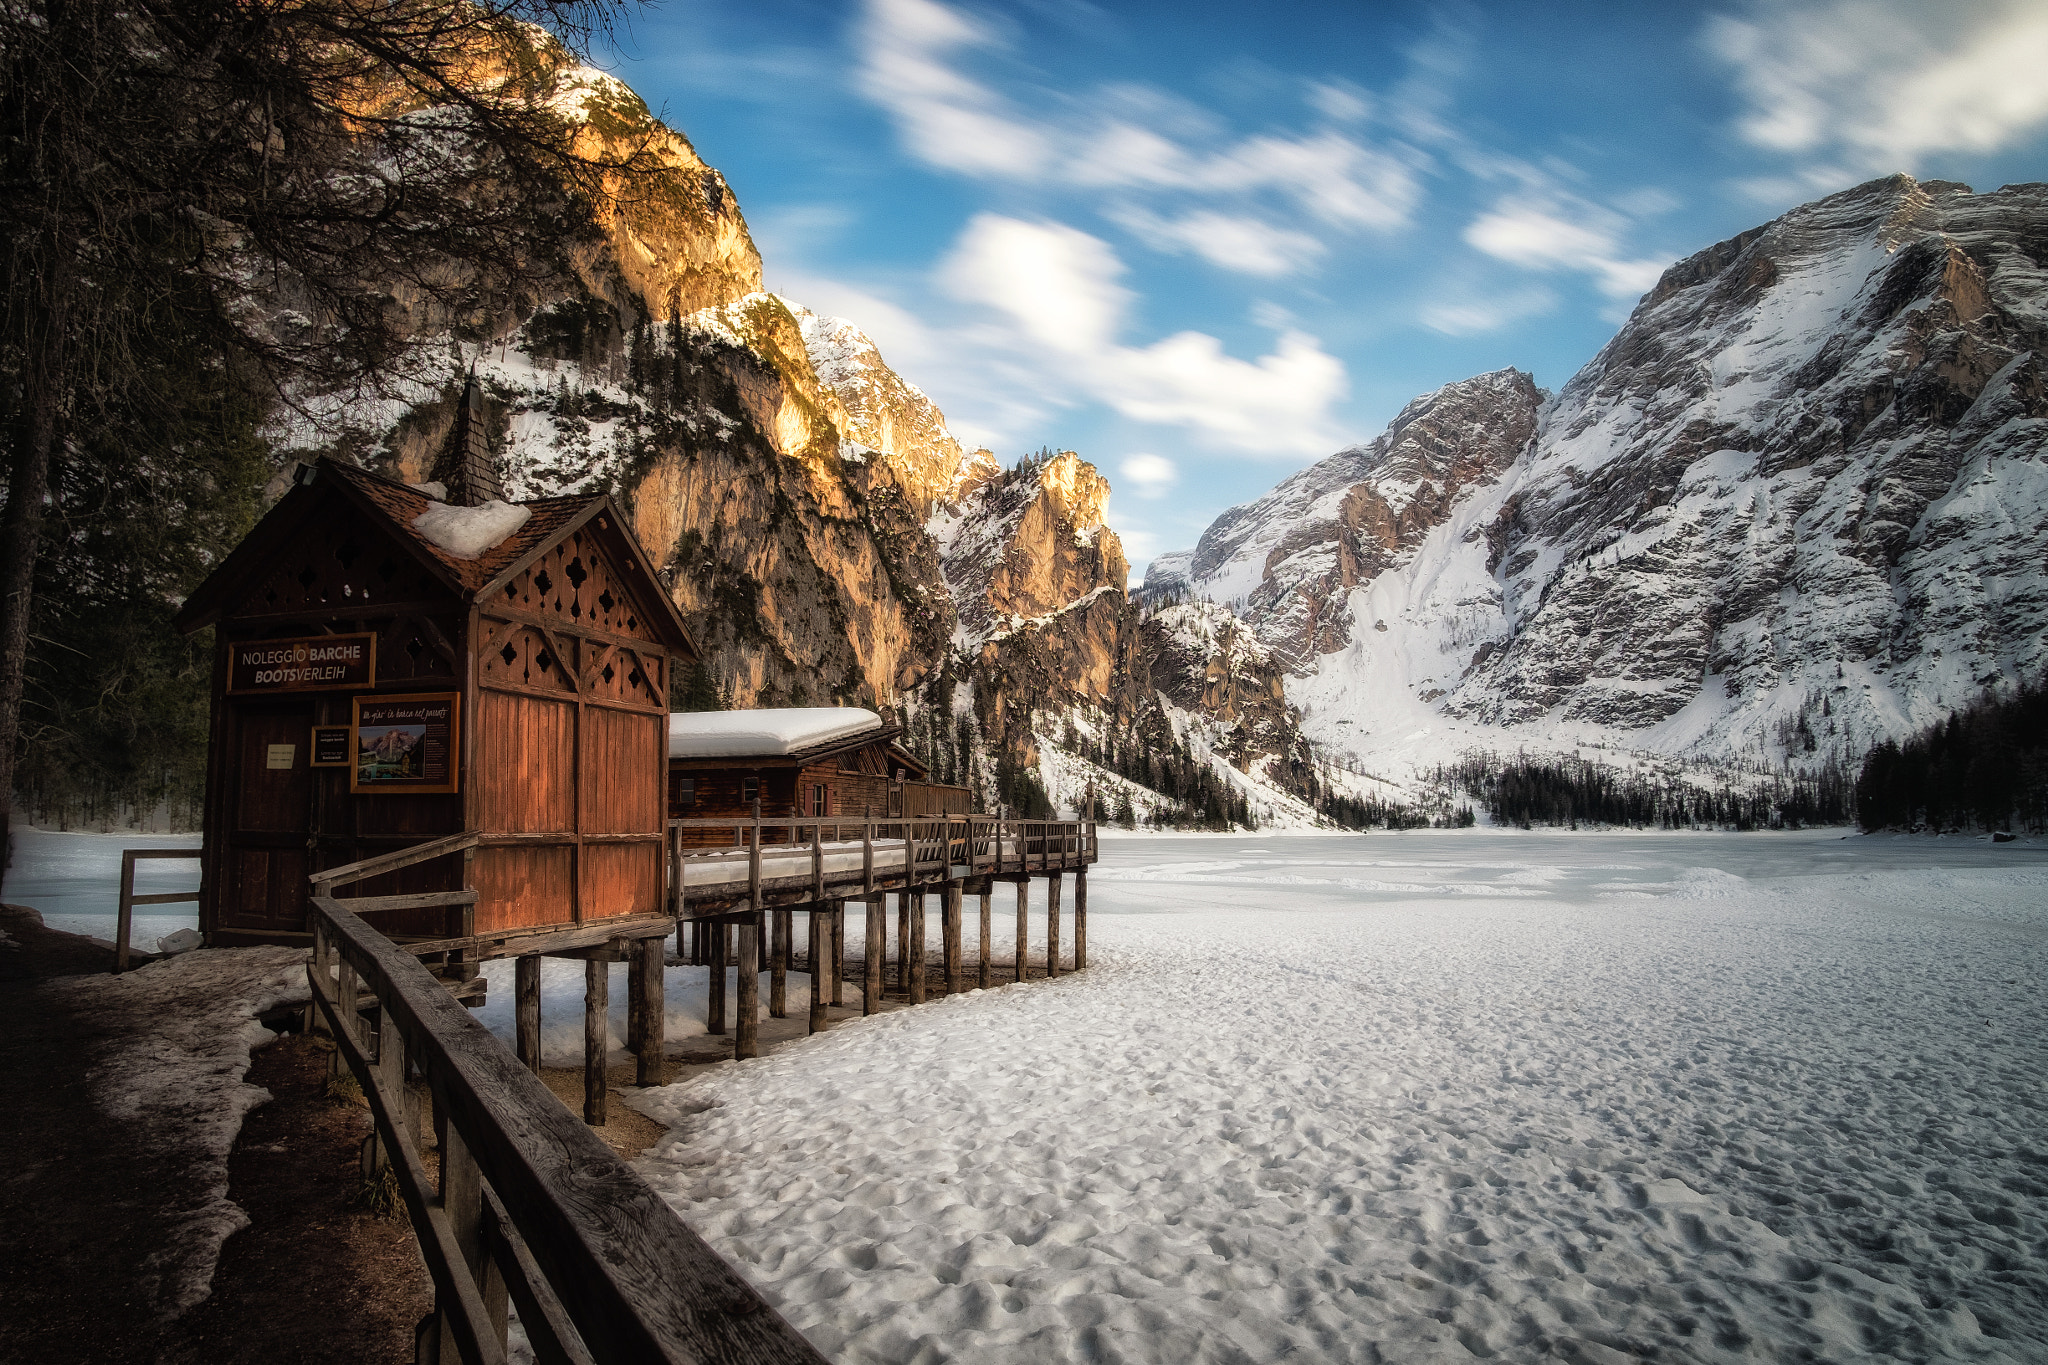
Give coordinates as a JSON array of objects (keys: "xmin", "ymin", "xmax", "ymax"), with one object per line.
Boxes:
[
  {"xmin": 631, "ymin": 829, "xmax": 2048, "ymax": 1364},
  {"xmin": 2, "ymin": 826, "xmax": 201, "ymax": 947}
]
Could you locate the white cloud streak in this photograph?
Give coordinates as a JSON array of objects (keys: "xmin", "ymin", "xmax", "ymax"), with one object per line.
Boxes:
[
  {"xmin": 1118, "ymin": 453, "xmax": 1178, "ymax": 498},
  {"xmin": 940, "ymin": 215, "xmax": 1347, "ymax": 456},
  {"xmin": 1704, "ymin": 0, "xmax": 2048, "ymax": 183},
  {"xmin": 1463, "ymin": 200, "xmax": 1668, "ymax": 300}
]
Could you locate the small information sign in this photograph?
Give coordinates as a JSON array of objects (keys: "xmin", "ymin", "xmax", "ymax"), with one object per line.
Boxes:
[
  {"xmin": 310, "ymin": 726, "xmax": 352, "ymax": 767},
  {"xmin": 266, "ymin": 744, "xmax": 296, "ymax": 770},
  {"xmin": 351, "ymin": 692, "xmax": 460, "ymax": 795},
  {"xmin": 228, "ymin": 634, "xmax": 376, "ymax": 694}
]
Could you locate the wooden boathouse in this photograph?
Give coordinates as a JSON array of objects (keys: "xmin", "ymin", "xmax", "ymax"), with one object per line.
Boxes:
[{"xmin": 171, "ymin": 398, "xmax": 1099, "ymax": 1363}]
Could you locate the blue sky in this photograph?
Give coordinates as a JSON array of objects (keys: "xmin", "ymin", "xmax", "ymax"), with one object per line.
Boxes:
[{"xmin": 597, "ymin": 0, "xmax": 2048, "ymax": 579}]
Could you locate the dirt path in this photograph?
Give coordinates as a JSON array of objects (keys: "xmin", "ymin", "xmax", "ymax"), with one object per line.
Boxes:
[{"xmin": 0, "ymin": 906, "xmax": 428, "ymax": 1365}]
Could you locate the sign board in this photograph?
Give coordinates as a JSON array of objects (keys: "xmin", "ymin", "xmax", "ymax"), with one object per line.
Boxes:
[
  {"xmin": 351, "ymin": 692, "xmax": 460, "ymax": 795},
  {"xmin": 310, "ymin": 726, "xmax": 352, "ymax": 767},
  {"xmin": 228, "ymin": 634, "xmax": 376, "ymax": 694},
  {"xmin": 265, "ymin": 744, "xmax": 296, "ymax": 770}
]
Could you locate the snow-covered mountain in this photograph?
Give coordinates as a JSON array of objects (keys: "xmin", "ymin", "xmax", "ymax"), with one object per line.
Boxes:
[{"xmin": 1150, "ymin": 175, "xmax": 2048, "ymax": 777}]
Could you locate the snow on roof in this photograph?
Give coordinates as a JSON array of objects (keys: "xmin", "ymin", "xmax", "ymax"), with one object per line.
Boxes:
[
  {"xmin": 668, "ymin": 707, "xmax": 884, "ymax": 759},
  {"xmin": 412, "ymin": 498, "xmax": 532, "ymax": 560}
]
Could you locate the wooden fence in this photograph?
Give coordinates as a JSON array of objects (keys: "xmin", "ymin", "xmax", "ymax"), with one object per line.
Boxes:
[
  {"xmin": 114, "ymin": 847, "xmax": 202, "ymax": 972},
  {"xmin": 306, "ymin": 889, "xmax": 827, "ymax": 1365}
]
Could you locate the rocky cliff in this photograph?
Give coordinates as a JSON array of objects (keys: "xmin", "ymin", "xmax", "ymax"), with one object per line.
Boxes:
[
  {"xmin": 270, "ymin": 33, "xmax": 979, "ymax": 709},
  {"xmin": 1153, "ymin": 175, "xmax": 2048, "ymax": 774}
]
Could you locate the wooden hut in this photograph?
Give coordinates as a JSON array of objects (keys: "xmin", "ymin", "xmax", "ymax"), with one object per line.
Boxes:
[
  {"xmin": 174, "ymin": 398, "xmax": 694, "ymax": 948},
  {"xmin": 666, "ymin": 708, "xmax": 970, "ymax": 844}
]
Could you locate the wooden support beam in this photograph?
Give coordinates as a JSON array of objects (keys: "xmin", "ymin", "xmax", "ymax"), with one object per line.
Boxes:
[
  {"xmin": 807, "ymin": 907, "xmax": 826, "ymax": 1034},
  {"xmin": 770, "ymin": 909, "xmax": 789, "ymax": 1018},
  {"xmin": 909, "ymin": 892, "xmax": 927, "ymax": 1006},
  {"xmin": 831, "ymin": 901, "xmax": 846, "ymax": 1007},
  {"xmin": 706, "ymin": 921, "xmax": 726, "ymax": 1036},
  {"xmin": 943, "ymin": 882, "xmax": 962, "ymax": 997},
  {"xmin": 1015, "ymin": 879, "xmax": 1029, "ymax": 984},
  {"xmin": 863, "ymin": 897, "xmax": 883, "ymax": 1016},
  {"xmin": 583, "ymin": 956, "xmax": 608, "ymax": 1127},
  {"xmin": 896, "ymin": 894, "xmax": 910, "ymax": 995},
  {"xmin": 736, "ymin": 918, "xmax": 760, "ymax": 1060},
  {"xmin": 977, "ymin": 883, "xmax": 992, "ymax": 990},
  {"xmin": 1074, "ymin": 870, "xmax": 1087, "ymax": 970},
  {"xmin": 515, "ymin": 956, "xmax": 540, "ymax": 1075},
  {"xmin": 635, "ymin": 935, "xmax": 665, "ymax": 1087},
  {"xmin": 626, "ymin": 940, "xmax": 645, "ymax": 1058},
  {"xmin": 1047, "ymin": 874, "xmax": 1063, "ymax": 979}
]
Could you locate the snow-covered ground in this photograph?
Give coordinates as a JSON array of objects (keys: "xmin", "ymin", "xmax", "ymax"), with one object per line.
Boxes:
[
  {"xmin": 4, "ymin": 825, "xmax": 201, "ymax": 947},
  {"xmin": 629, "ymin": 830, "xmax": 2048, "ymax": 1363}
]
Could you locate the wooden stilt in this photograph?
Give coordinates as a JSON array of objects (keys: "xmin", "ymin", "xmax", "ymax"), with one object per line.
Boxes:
[
  {"xmin": 896, "ymin": 894, "xmax": 910, "ymax": 995},
  {"xmin": 909, "ymin": 890, "xmax": 928, "ymax": 1004},
  {"xmin": 635, "ymin": 935, "xmax": 665, "ymax": 1086},
  {"xmin": 942, "ymin": 881, "xmax": 962, "ymax": 996},
  {"xmin": 706, "ymin": 920, "xmax": 726, "ymax": 1035},
  {"xmin": 583, "ymin": 957, "xmax": 608, "ymax": 1127},
  {"xmin": 757, "ymin": 909, "xmax": 769, "ymax": 974},
  {"xmin": 626, "ymin": 941, "xmax": 646, "ymax": 1057},
  {"xmin": 831, "ymin": 900, "xmax": 846, "ymax": 1007},
  {"xmin": 1015, "ymin": 879, "xmax": 1029, "ymax": 983},
  {"xmin": 515, "ymin": 955, "xmax": 541, "ymax": 1074},
  {"xmin": 1074, "ymin": 870, "xmax": 1087, "ymax": 970},
  {"xmin": 978, "ymin": 882, "xmax": 992, "ymax": 990},
  {"xmin": 1047, "ymin": 873, "xmax": 1063, "ymax": 978},
  {"xmin": 736, "ymin": 917, "xmax": 760, "ymax": 1059},
  {"xmin": 770, "ymin": 907, "xmax": 788, "ymax": 1018},
  {"xmin": 864, "ymin": 896, "xmax": 883, "ymax": 1015},
  {"xmin": 808, "ymin": 906, "xmax": 827, "ymax": 1033}
]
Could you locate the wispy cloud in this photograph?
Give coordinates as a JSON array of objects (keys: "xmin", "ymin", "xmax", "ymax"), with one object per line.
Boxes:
[
  {"xmin": 1118, "ymin": 453, "xmax": 1178, "ymax": 498},
  {"xmin": 1419, "ymin": 286, "xmax": 1557, "ymax": 337},
  {"xmin": 940, "ymin": 215, "xmax": 1347, "ymax": 456},
  {"xmin": 854, "ymin": 0, "xmax": 1422, "ymax": 278},
  {"xmin": 1703, "ymin": 0, "xmax": 2048, "ymax": 193},
  {"xmin": 1463, "ymin": 198, "xmax": 1668, "ymax": 301}
]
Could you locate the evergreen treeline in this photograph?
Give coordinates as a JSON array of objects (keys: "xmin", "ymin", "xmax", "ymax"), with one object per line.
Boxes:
[
  {"xmin": 1441, "ymin": 753, "xmax": 1852, "ymax": 830},
  {"xmin": 1062, "ymin": 720, "xmax": 1255, "ymax": 831},
  {"xmin": 1854, "ymin": 678, "xmax": 2048, "ymax": 833}
]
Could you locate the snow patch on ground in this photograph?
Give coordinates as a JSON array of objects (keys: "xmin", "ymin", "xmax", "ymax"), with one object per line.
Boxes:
[{"xmin": 630, "ymin": 831, "xmax": 2048, "ymax": 1363}]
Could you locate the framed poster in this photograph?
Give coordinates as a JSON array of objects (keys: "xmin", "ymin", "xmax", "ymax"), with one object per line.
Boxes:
[
  {"xmin": 351, "ymin": 692, "xmax": 460, "ymax": 795},
  {"xmin": 227, "ymin": 633, "xmax": 375, "ymax": 694},
  {"xmin": 310, "ymin": 725, "xmax": 353, "ymax": 767}
]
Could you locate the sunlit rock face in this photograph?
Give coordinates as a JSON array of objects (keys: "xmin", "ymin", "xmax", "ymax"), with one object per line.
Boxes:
[
  {"xmin": 935, "ymin": 452, "xmax": 1128, "ymax": 646},
  {"xmin": 1154, "ymin": 175, "xmax": 2048, "ymax": 766}
]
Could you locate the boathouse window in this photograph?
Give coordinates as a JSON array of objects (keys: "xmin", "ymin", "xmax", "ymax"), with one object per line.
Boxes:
[
  {"xmin": 742, "ymin": 775, "xmax": 759, "ymax": 804},
  {"xmin": 675, "ymin": 777, "xmax": 696, "ymax": 808},
  {"xmin": 811, "ymin": 783, "xmax": 829, "ymax": 817}
]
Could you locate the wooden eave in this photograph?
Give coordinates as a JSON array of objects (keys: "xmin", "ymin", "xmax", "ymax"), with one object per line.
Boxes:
[{"xmin": 172, "ymin": 463, "xmax": 467, "ymax": 634}]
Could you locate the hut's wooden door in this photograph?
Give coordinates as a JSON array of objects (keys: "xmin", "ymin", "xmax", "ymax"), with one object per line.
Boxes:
[{"xmin": 224, "ymin": 700, "xmax": 315, "ymax": 933}]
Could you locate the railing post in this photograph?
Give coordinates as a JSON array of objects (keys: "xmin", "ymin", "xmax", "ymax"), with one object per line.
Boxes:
[
  {"xmin": 1075, "ymin": 869, "xmax": 1087, "ymax": 970},
  {"xmin": 862, "ymin": 819, "xmax": 874, "ymax": 893},
  {"xmin": 748, "ymin": 802, "xmax": 762, "ymax": 911},
  {"xmin": 114, "ymin": 850, "xmax": 137, "ymax": 974}
]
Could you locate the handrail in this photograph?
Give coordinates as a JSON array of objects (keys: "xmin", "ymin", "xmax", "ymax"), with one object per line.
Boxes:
[
  {"xmin": 307, "ymin": 893, "xmax": 827, "ymax": 1365},
  {"xmin": 312, "ymin": 829, "xmax": 481, "ymax": 891},
  {"xmin": 115, "ymin": 848, "xmax": 202, "ymax": 973}
]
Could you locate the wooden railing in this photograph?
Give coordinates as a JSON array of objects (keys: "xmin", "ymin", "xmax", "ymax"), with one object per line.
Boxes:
[
  {"xmin": 306, "ymin": 893, "xmax": 827, "ymax": 1365},
  {"xmin": 114, "ymin": 847, "xmax": 202, "ymax": 973},
  {"xmin": 663, "ymin": 814, "xmax": 1098, "ymax": 913}
]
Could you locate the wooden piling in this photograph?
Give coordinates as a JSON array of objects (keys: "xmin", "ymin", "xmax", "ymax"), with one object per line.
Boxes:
[
  {"xmin": 1015, "ymin": 879, "xmax": 1029, "ymax": 983},
  {"xmin": 584, "ymin": 956, "xmax": 608, "ymax": 1127},
  {"xmin": 1047, "ymin": 873, "xmax": 1063, "ymax": 978},
  {"xmin": 831, "ymin": 900, "xmax": 846, "ymax": 1007},
  {"xmin": 770, "ymin": 908, "xmax": 788, "ymax": 1018},
  {"xmin": 863, "ymin": 896, "xmax": 883, "ymax": 1015},
  {"xmin": 515, "ymin": 955, "xmax": 541, "ymax": 1074},
  {"xmin": 909, "ymin": 891, "xmax": 927, "ymax": 1005},
  {"xmin": 978, "ymin": 882, "xmax": 992, "ymax": 990},
  {"xmin": 897, "ymin": 894, "xmax": 910, "ymax": 995},
  {"xmin": 943, "ymin": 881, "xmax": 962, "ymax": 996},
  {"xmin": 1074, "ymin": 870, "xmax": 1087, "ymax": 970},
  {"xmin": 626, "ymin": 942, "xmax": 645, "ymax": 1057},
  {"xmin": 706, "ymin": 921, "xmax": 726, "ymax": 1035},
  {"xmin": 736, "ymin": 917, "xmax": 760, "ymax": 1059},
  {"xmin": 635, "ymin": 935, "xmax": 665, "ymax": 1086},
  {"xmin": 808, "ymin": 906, "xmax": 827, "ymax": 1034}
]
